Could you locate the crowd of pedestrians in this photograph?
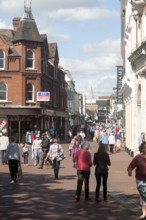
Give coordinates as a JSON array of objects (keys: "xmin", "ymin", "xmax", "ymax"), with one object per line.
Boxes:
[{"xmin": 2, "ymin": 122, "xmax": 146, "ymax": 219}]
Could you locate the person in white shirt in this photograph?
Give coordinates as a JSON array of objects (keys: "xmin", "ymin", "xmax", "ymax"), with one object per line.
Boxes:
[
  {"xmin": 5, "ymin": 136, "xmax": 20, "ymax": 183},
  {"xmin": 108, "ymin": 133, "xmax": 115, "ymax": 154},
  {"xmin": 0, "ymin": 132, "xmax": 9, "ymax": 165},
  {"xmin": 80, "ymin": 130, "xmax": 86, "ymax": 142},
  {"xmin": 45, "ymin": 138, "xmax": 63, "ymax": 179}
]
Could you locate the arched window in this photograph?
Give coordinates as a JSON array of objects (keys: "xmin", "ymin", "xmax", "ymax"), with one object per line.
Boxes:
[
  {"xmin": 0, "ymin": 50, "xmax": 4, "ymax": 69},
  {"xmin": 26, "ymin": 50, "xmax": 34, "ymax": 69},
  {"xmin": 0, "ymin": 82, "xmax": 6, "ymax": 100},
  {"xmin": 26, "ymin": 83, "xmax": 34, "ymax": 101}
]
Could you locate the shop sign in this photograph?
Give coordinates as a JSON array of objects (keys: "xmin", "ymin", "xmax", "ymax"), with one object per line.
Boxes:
[
  {"xmin": 0, "ymin": 119, "xmax": 7, "ymax": 130},
  {"xmin": 37, "ymin": 92, "xmax": 50, "ymax": 101}
]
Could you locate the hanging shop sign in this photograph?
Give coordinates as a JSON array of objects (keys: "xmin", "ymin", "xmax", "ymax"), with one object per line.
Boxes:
[
  {"xmin": 0, "ymin": 119, "xmax": 7, "ymax": 132},
  {"xmin": 0, "ymin": 119, "xmax": 7, "ymax": 130},
  {"xmin": 37, "ymin": 91, "xmax": 50, "ymax": 101}
]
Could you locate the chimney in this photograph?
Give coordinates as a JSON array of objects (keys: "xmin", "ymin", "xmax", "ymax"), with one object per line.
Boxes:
[{"xmin": 13, "ymin": 17, "xmax": 20, "ymax": 32}]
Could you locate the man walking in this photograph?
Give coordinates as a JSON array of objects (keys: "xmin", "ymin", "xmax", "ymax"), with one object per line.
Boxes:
[{"xmin": 38, "ymin": 133, "xmax": 51, "ymax": 169}]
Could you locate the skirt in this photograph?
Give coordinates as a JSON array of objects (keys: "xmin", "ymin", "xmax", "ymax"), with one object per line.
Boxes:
[{"xmin": 136, "ymin": 179, "xmax": 146, "ymax": 206}]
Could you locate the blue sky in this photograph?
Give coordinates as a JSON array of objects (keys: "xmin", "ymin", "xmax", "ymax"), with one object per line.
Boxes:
[{"xmin": 0, "ymin": 0, "xmax": 122, "ymax": 98}]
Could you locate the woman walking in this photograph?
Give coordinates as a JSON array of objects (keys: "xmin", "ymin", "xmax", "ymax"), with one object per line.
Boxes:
[
  {"xmin": 31, "ymin": 134, "xmax": 42, "ymax": 166},
  {"xmin": 127, "ymin": 141, "xmax": 146, "ymax": 219},
  {"xmin": 93, "ymin": 141, "xmax": 111, "ymax": 202},
  {"xmin": 74, "ymin": 141, "xmax": 92, "ymax": 201},
  {"xmin": 45, "ymin": 138, "xmax": 64, "ymax": 179}
]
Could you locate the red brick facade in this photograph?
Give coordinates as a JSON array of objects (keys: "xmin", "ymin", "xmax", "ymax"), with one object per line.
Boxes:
[{"xmin": 0, "ymin": 6, "xmax": 68, "ymax": 142}]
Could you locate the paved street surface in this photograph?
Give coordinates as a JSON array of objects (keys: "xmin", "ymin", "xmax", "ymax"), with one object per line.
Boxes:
[{"xmin": 0, "ymin": 141, "xmax": 141, "ymax": 220}]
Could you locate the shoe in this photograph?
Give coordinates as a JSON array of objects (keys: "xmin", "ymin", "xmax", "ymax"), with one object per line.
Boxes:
[
  {"xmin": 10, "ymin": 180, "xmax": 15, "ymax": 184},
  {"xmin": 38, "ymin": 166, "xmax": 43, "ymax": 169},
  {"xmin": 75, "ymin": 196, "xmax": 80, "ymax": 202},
  {"xmin": 95, "ymin": 198, "xmax": 101, "ymax": 202}
]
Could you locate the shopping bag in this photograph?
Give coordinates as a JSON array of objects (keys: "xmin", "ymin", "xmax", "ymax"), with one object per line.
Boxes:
[
  {"xmin": 56, "ymin": 153, "xmax": 66, "ymax": 162},
  {"xmin": 17, "ymin": 164, "xmax": 23, "ymax": 179}
]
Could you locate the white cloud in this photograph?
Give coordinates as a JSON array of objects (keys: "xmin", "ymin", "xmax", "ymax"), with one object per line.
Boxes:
[
  {"xmin": 46, "ymin": 7, "xmax": 119, "ymax": 22},
  {"xmin": 60, "ymin": 39, "xmax": 122, "ymax": 76},
  {"xmin": 0, "ymin": 0, "xmax": 108, "ymax": 12},
  {"xmin": 83, "ymin": 39, "xmax": 120, "ymax": 56},
  {"xmin": 60, "ymin": 38, "xmax": 122, "ymax": 98},
  {"xmin": 0, "ymin": 20, "xmax": 8, "ymax": 29}
]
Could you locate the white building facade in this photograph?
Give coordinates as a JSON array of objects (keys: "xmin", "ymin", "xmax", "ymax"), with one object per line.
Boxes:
[
  {"xmin": 121, "ymin": 0, "xmax": 146, "ymax": 156},
  {"xmin": 65, "ymin": 70, "xmax": 86, "ymax": 127}
]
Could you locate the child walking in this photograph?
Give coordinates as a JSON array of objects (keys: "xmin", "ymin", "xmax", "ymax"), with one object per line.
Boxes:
[{"xmin": 22, "ymin": 141, "xmax": 29, "ymax": 166}]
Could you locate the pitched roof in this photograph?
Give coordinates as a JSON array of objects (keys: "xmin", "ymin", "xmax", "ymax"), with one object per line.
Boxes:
[
  {"xmin": 12, "ymin": 6, "xmax": 42, "ymax": 43},
  {"xmin": 0, "ymin": 29, "xmax": 15, "ymax": 45}
]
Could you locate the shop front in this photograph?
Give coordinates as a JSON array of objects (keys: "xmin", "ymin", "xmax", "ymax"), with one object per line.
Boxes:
[
  {"xmin": 0, "ymin": 107, "xmax": 42, "ymax": 143},
  {"xmin": 0, "ymin": 107, "xmax": 69, "ymax": 143}
]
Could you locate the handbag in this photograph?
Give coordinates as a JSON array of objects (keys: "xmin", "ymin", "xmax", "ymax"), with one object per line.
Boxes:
[
  {"xmin": 56, "ymin": 153, "xmax": 66, "ymax": 162},
  {"xmin": 137, "ymin": 182, "xmax": 146, "ymax": 201},
  {"xmin": 17, "ymin": 163, "xmax": 23, "ymax": 179},
  {"xmin": 56, "ymin": 145, "xmax": 66, "ymax": 162}
]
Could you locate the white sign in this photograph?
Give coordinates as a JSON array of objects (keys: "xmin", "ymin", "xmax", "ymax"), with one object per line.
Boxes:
[{"xmin": 37, "ymin": 92, "xmax": 50, "ymax": 101}]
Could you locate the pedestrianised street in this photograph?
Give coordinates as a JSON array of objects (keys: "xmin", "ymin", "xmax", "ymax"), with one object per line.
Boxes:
[{"xmin": 0, "ymin": 141, "xmax": 141, "ymax": 220}]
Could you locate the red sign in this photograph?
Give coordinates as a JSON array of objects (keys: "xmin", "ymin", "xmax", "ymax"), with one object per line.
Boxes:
[{"xmin": 0, "ymin": 120, "xmax": 7, "ymax": 129}]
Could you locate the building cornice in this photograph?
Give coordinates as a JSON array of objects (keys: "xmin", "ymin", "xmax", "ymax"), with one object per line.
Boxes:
[
  {"xmin": 128, "ymin": 40, "xmax": 146, "ymax": 63},
  {"xmin": 131, "ymin": 0, "xmax": 146, "ymax": 12}
]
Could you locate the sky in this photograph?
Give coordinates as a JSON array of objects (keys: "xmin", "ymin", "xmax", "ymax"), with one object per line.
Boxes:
[{"xmin": 0, "ymin": 0, "xmax": 122, "ymax": 99}]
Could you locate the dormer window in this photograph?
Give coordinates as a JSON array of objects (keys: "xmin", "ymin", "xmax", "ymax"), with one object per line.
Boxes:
[
  {"xmin": 0, "ymin": 50, "xmax": 4, "ymax": 69},
  {"xmin": 26, "ymin": 50, "xmax": 34, "ymax": 69}
]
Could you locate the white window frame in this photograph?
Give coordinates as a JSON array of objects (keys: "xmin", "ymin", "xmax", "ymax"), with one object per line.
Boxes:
[
  {"xmin": 0, "ymin": 82, "xmax": 7, "ymax": 101},
  {"xmin": 26, "ymin": 83, "xmax": 34, "ymax": 102},
  {"xmin": 0, "ymin": 50, "xmax": 5, "ymax": 70},
  {"xmin": 26, "ymin": 50, "xmax": 34, "ymax": 69}
]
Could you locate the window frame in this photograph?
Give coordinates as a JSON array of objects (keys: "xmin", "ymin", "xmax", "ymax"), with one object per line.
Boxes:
[
  {"xmin": 0, "ymin": 50, "xmax": 4, "ymax": 70},
  {"xmin": 26, "ymin": 83, "xmax": 34, "ymax": 102},
  {"xmin": 0, "ymin": 82, "xmax": 7, "ymax": 101},
  {"xmin": 26, "ymin": 50, "xmax": 34, "ymax": 69}
]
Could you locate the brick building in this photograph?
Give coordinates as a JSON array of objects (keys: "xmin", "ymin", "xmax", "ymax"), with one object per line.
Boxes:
[{"xmin": 0, "ymin": 5, "xmax": 68, "ymax": 142}]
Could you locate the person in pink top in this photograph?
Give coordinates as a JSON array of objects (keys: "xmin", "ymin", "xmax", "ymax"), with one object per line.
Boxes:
[{"xmin": 74, "ymin": 141, "xmax": 92, "ymax": 202}]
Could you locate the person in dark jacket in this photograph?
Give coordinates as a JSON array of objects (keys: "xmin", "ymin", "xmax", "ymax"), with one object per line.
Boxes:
[{"xmin": 93, "ymin": 141, "xmax": 111, "ymax": 202}]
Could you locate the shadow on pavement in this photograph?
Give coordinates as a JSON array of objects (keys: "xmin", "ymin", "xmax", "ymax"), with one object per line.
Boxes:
[{"xmin": 0, "ymin": 172, "xmax": 139, "ymax": 220}]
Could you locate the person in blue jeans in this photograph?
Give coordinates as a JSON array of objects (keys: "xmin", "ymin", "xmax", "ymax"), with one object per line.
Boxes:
[
  {"xmin": 22, "ymin": 141, "xmax": 29, "ymax": 166},
  {"xmin": 45, "ymin": 138, "xmax": 63, "ymax": 179}
]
